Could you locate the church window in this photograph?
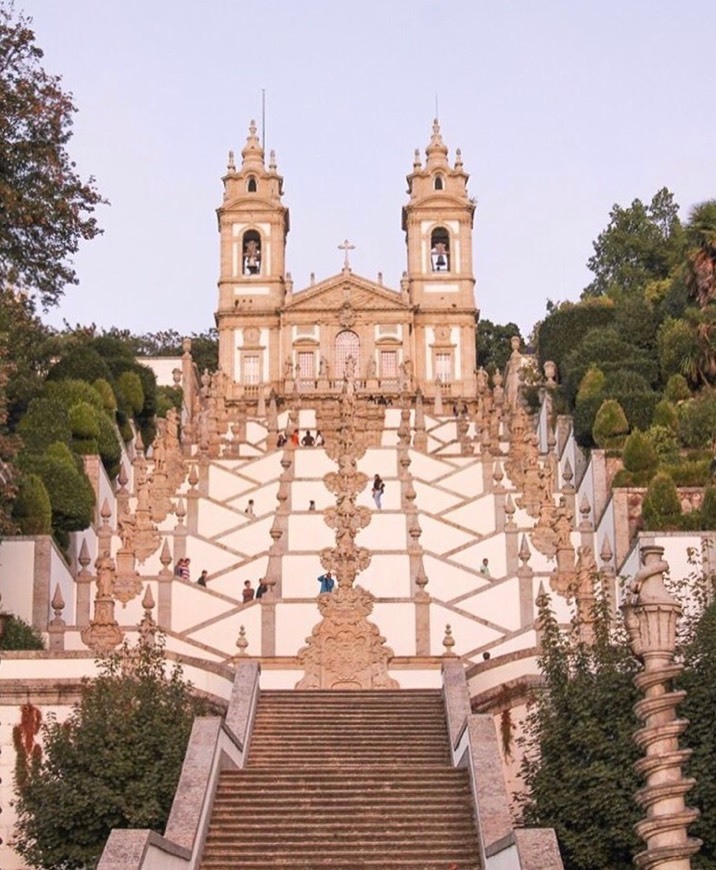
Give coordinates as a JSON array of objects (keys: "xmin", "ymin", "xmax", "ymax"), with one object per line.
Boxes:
[
  {"xmin": 247, "ymin": 176, "xmax": 257, "ymax": 193},
  {"xmin": 434, "ymin": 175, "xmax": 444, "ymax": 190},
  {"xmin": 380, "ymin": 351, "xmax": 398, "ymax": 380},
  {"xmin": 242, "ymin": 230, "xmax": 261, "ymax": 275},
  {"xmin": 436, "ymin": 352, "xmax": 452, "ymax": 383},
  {"xmin": 297, "ymin": 351, "xmax": 315, "ymax": 380},
  {"xmin": 243, "ymin": 354, "xmax": 260, "ymax": 385},
  {"xmin": 334, "ymin": 330, "xmax": 360, "ymax": 378},
  {"xmin": 430, "ymin": 227, "xmax": 450, "ymax": 272}
]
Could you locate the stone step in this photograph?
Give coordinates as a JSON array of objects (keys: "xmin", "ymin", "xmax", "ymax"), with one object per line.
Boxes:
[{"xmin": 201, "ymin": 844, "xmax": 481, "ymax": 868}]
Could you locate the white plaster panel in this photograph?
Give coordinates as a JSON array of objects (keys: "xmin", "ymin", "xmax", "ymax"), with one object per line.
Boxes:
[
  {"xmin": 234, "ymin": 284, "xmax": 269, "ymax": 296},
  {"xmin": 423, "ymin": 554, "xmax": 488, "ymax": 600},
  {"xmin": 442, "ymin": 496, "xmax": 496, "ymax": 535},
  {"xmin": 287, "ymin": 515, "xmax": 335, "ymax": 551},
  {"xmin": 215, "ymin": 516, "xmax": 273, "ymax": 554},
  {"xmin": 198, "ymin": 499, "xmax": 248, "ymax": 537},
  {"xmin": 357, "ymin": 513, "xmax": 406, "ymax": 550},
  {"xmin": 389, "ymin": 669, "xmax": 442, "ymax": 688},
  {"xmin": 281, "ymin": 554, "xmax": 327, "ymax": 598},
  {"xmin": 171, "ymin": 580, "xmax": 241, "ymax": 634},
  {"xmin": 0, "ymin": 540, "xmax": 38, "ymax": 622},
  {"xmin": 424, "ymin": 282, "xmax": 459, "ymax": 294},
  {"xmin": 428, "ymin": 603, "xmax": 503, "ymax": 656},
  {"xmin": 431, "ymin": 463, "xmax": 484, "ymax": 499},
  {"xmin": 407, "ymin": 450, "xmax": 459, "ymax": 481},
  {"xmin": 412, "ymin": 479, "xmax": 464, "ymax": 513},
  {"xmin": 357, "ymin": 447, "xmax": 399, "ymax": 476},
  {"xmin": 291, "ymin": 481, "xmax": 335, "ymax": 512},
  {"xmin": 225, "ymin": 453, "xmax": 283, "ymax": 485},
  {"xmin": 373, "ymin": 602, "xmax": 415, "ymax": 655},
  {"xmin": 293, "ymin": 449, "xmax": 335, "ymax": 477},
  {"xmin": 419, "ymin": 514, "xmax": 475, "ymax": 555},
  {"xmin": 276, "ymin": 602, "xmax": 321, "ymax": 655},
  {"xmin": 211, "ymin": 556, "xmax": 268, "ymax": 596},
  {"xmin": 382, "ymin": 409, "xmax": 403, "ymax": 429},
  {"xmin": 246, "ymin": 420, "xmax": 268, "ymax": 445},
  {"xmin": 190, "ymin": 604, "xmax": 262, "ymax": 655},
  {"xmin": 358, "ymin": 554, "xmax": 411, "ymax": 597},
  {"xmin": 450, "ymin": 541, "xmax": 506, "ymax": 578},
  {"xmin": 184, "ymin": 535, "xmax": 248, "ymax": 574},
  {"xmin": 457, "ymin": 577, "xmax": 522, "ymax": 632},
  {"xmin": 296, "ymin": 409, "xmax": 317, "ymax": 429},
  {"xmin": 208, "ymin": 464, "xmax": 253, "ymax": 500}
]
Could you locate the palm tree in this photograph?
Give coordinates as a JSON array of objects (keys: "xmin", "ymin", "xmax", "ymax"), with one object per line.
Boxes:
[{"xmin": 685, "ymin": 201, "xmax": 716, "ymax": 308}]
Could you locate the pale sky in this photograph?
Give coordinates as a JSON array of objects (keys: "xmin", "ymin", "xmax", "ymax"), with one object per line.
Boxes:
[{"xmin": 21, "ymin": 0, "xmax": 715, "ymax": 339}]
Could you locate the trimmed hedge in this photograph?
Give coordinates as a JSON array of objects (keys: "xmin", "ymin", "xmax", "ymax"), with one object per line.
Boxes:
[
  {"xmin": 17, "ymin": 398, "xmax": 71, "ymax": 454},
  {"xmin": 593, "ymin": 399, "xmax": 629, "ymax": 449},
  {"xmin": 623, "ymin": 430, "xmax": 658, "ymax": 474},
  {"xmin": 642, "ymin": 472, "xmax": 682, "ymax": 530},
  {"xmin": 12, "ymin": 474, "xmax": 52, "ymax": 535}
]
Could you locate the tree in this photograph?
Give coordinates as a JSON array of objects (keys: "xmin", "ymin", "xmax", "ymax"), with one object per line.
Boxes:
[
  {"xmin": 684, "ymin": 200, "xmax": 716, "ymax": 309},
  {"xmin": 14, "ymin": 637, "xmax": 207, "ymax": 869},
  {"xmin": 476, "ymin": 318, "xmax": 522, "ymax": 374},
  {"xmin": 582, "ymin": 188, "xmax": 684, "ymax": 300},
  {"xmin": 519, "ymin": 592, "xmax": 641, "ymax": 869},
  {"xmin": 0, "ymin": 5, "xmax": 104, "ymax": 307},
  {"xmin": 592, "ymin": 399, "xmax": 629, "ymax": 449}
]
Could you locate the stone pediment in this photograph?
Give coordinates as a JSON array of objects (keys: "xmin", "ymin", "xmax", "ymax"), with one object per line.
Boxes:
[{"xmin": 285, "ymin": 273, "xmax": 410, "ymax": 313}]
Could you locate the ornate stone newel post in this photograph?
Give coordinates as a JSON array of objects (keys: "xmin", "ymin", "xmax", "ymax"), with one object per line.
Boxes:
[{"xmin": 622, "ymin": 546, "xmax": 701, "ymax": 869}]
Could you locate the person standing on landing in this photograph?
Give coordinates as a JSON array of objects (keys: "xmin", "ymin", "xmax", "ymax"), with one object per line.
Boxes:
[{"xmin": 372, "ymin": 474, "xmax": 385, "ymax": 509}]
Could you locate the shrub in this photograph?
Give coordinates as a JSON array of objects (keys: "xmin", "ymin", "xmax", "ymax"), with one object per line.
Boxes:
[
  {"xmin": 536, "ymin": 299, "xmax": 615, "ymax": 373},
  {"xmin": 46, "ymin": 345, "xmax": 114, "ymax": 385},
  {"xmin": 665, "ymin": 460, "xmax": 712, "ymax": 487},
  {"xmin": 576, "ymin": 366, "xmax": 605, "ymax": 401},
  {"xmin": 69, "ymin": 402, "xmax": 100, "ymax": 455},
  {"xmin": 652, "ymin": 399, "xmax": 679, "ymax": 431},
  {"xmin": 116, "ymin": 371, "xmax": 144, "ymax": 416},
  {"xmin": 701, "ymin": 487, "xmax": 716, "ymax": 529},
  {"xmin": 92, "ymin": 378, "xmax": 117, "ymax": 413},
  {"xmin": 593, "ymin": 400, "xmax": 629, "ymax": 449},
  {"xmin": 645, "ymin": 425, "xmax": 680, "ymax": 464},
  {"xmin": 12, "ymin": 475, "xmax": 52, "ymax": 535},
  {"xmin": 678, "ymin": 392, "xmax": 716, "ymax": 449},
  {"xmin": 0, "ymin": 616, "xmax": 45, "ymax": 650},
  {"xmin": 612, "ymin": 468, "xmax": 654, "ymax": 488},
  {"xmin": 44, "ymin": 379, "xmax": 104, "ymax": 413},
  {"xmin": 623, "ymin": 430, "xmax": 658, "ymax": 474},
  {"xmin": 156, "ymin": 385, "xmax": 182, "ymax": 418},
  {"xmin": 16, "ymin": 398, "xmax": 71, "ymax": 454},
  {"xmin": 614, "ymin": 390, "xmax": 660, "ymax": 432},
  {"xmin": 657, "ymin": 317, "xmax": 697, "ymax": 382},
  {"xmin": 642, "ymin": 472, "xmax": 682, "ymax": 530},
  {"xmin": 97, "ymin": 412, "xmax": 122, "ymax": 479},
  {"xmin": 664, "ymin": 373, "xmax": 692, "ymax": 403},
  {"xmin": 573, "ymin": 395, "xmax": 604, "ymax": 448}
]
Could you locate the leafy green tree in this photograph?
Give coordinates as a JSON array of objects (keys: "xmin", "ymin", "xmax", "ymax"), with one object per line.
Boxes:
[
  {"xmin": 582, "ymin": 188, "xmax": 684, "ymax": 300},
  {"xmin": 677, "ymin": 391, "xmax": 716, "ymax": 449},
  {"xmin": 14, "ymin": 638, "xmax": 206, "ymax": 869},
  {"xmin": 0, "ymin": 340, "xmax": 19, "ymax": 536},
  {"xmin": 17, "ymin": 397, "xmax": 71, "ymax": 454},
  {"xmin": 592, "ymin": 399, "xmax": 629, "ymax": 449},
  {"xmin": 476, "ymin": 318, "xmax": 522, "ymax": 374},
  {"xmin": 115, "ymin": 371, "xmax": 144, "ymax": 416},
  {"xmin": 683, "ymin": 200, "xmax": 716, "ymax": 309},
  {"xmin": 46, "ymin": 345, "xmax": 113, "ymax": 386},
  {"xmin": 11, "ymin": 473, "xmax": 51, "ymax": 535},
  {"xmin": 536, "ymin": 299, "xmax": 615, "ymax": 374},
  {"xmin": 0, "ymin": 615, "xmax": 45, "ymax": 650},
  {"xmin": 519, "ymin": 592, "xmax": 641, "ymax": 869},
  {"xmin": 0, "ymin": 5, "xmax": 104, "ymax": 307}
]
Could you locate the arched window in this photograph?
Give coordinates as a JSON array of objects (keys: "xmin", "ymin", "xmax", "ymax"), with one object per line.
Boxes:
[
  {"xmin": 430, "ymin": 227, "xmax": 450, "ymax": 272},
  {"xmin": 242, "ymin": 230, "xmax": 261, "ymax": 275},
  {"xmin": 334, "ymin": 331, "xmax": 360, "ymax": 378},
  {"xmin": 247, "ymin": 176, "xmax": 257, "ymax": 193},
  {"xmin": 434, "ymin": 175, "xmax": 444, "ymax": 191}
]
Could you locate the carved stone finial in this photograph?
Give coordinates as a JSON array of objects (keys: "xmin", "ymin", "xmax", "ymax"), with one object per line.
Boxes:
[
  {"xmin": 227, "ymin": 149, "xmax": 236, "ymax": 172},
  {"xmin": 519, "ymin": 534, "xmax": 532, "ymax": 564},
  {"xmin": 442, "ymin": 624, "xmax": 456, "ymax": 657},
  {"xmin": 159, "ymin": 539, "xmax": 172, "ymax": 576},
  {"xmin": 236, "ymin": 625, "xmax": 249, "ymax": 657},
  {"xmin": 138, "ymin": 584, "xmax": 157, "ymax": 647},
  {"xmin": 599, "ymin": 536, "xmax": 614, "ymax": 565},
  {"xmin": 50, "ymin": 584, "xmax": 65, "ymax": 625},
  {"xmin": 78, "ymin": 538, "xmax": 91, "ymax": 570}
]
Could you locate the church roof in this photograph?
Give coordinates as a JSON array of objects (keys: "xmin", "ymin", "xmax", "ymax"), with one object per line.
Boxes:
[{"xmin": 284, "ymin": 272, "xmax": 411, "ymax": 313}]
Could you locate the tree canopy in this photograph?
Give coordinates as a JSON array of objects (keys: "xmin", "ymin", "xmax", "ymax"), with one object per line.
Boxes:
[{"xmin": 0, "ymin": 4, "xmax": 104, "ymax": 307}]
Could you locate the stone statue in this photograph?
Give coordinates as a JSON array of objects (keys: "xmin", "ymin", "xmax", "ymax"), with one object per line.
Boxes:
[{"xmin": 284, "ymin": 359, "xmax": 294, "ymax": 379}]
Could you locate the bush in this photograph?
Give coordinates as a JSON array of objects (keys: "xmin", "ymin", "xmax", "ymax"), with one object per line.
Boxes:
[
  {"xmin": 593, "ymin": 400, "xmax": 629, "ymax": 449},
  {"xmin": 0, "ymin": 616, "xmax": 45, "ymax": 650},
  {"xmin": 612, "ymin": 468, "xmax": 654, "ymax": 488},
  {"xmin": 653, "ymin": 399, "xmax": 679, "ymax": 431},
  {"xmin": 645, "ymin": 425, "xmax": 680, "ymax": 464},
  {"xmin": 44, "ymin": 379, "xmax": 104, "ymax": 413},
  {"xmin": 657, "ymin": 317, "xmax": 697, "ymax": 382},
  {"xmin": 573, "ymin": 395, "xmax": 604, "ymax": 448},
  {"xmin": 576, "ymin": 366, "xmax": 605, "ymax": 401},
  {"xmin": 12, "ymin": 475, "xmax": 52, "ymax": 535},
  {"xmin": 623, "ymin": 430, "xmax": 658, "ymax": 474},
  {"xmin": 156, "ymin": 385, "xmax": 182, "ymax": 418},
  {"xmin": 701, "ymin": 487, "xmax": 716, "ymax": 529},
  {"xmin": 665, "ymin": 460, "xmax": 712, "ymax": 487},
  {"xmin": 97, "ymin": 412, "xmax": 122, "ymax": 479},
  {"xmin": 116, "ymin": 371, "xmax": 144, "ymax": 416},
  {"xmin": 69, "ymin": 402, "xmax": 100, "ymax": 456},
  {"xmin": 664, "ymin": 373, "xmax": 692, "ymax": 403},
  {"xmin": 17, "ymin": 398, "xmax": 71, "ymax": 454},
  {"xmin": 614, "ymin": 390, "xmax": 660, "ymax": 432},
  {"xmin": 92, "ymin": 378, "xmax": 117, "ymax": 413},
  {"xmin": 46, "ymin": 345, "xmax": 114, "ymax": 385},
  {"xmin": 536, "ymin": 299, "xmax": 615, "ymax": 374},
  {"xmin": 678, "ymin": 392, "xmax": 716, "ymax": 449},
  {"xmin": 642, "ymin": 472, "xmax": 682, "ymax": 530}
]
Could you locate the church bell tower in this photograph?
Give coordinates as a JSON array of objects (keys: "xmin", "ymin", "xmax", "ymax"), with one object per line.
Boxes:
[
  {"xmin": 216, "ymin": 121, "xmax": 290, "ymax": 387},
  {"xmin": 402, "ymin": 121, "xmax": 477, "ymax": 397}
]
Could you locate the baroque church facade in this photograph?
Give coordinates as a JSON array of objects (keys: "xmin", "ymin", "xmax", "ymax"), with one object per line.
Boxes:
[{"xmin": 216, "ymin": 120, "xmax": 478, "ymax": 400}]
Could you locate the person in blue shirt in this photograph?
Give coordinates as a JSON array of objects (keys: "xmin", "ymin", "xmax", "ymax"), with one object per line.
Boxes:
[{"xmin": 318, "ymin": 571, "xmax": 334, "ymax": 594}]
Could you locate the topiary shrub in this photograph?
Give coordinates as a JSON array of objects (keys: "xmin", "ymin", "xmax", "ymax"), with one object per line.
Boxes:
[
  {"xmin": 642, "ymin": 472, "xmax": 682, "ymax": 530},
  {"xmin": 593, "ymin": 399, "xmax": 630, "ymax": 449},
  {"xmin": 700, "ymin": 486, "xmax": 716, "ymax": 529},
  {"xmin": 12, "ymin": 475, "xmax": 52, "ymax": 535},
  {"xmin": 665, "ymin": 459, "xmax": 711, "ymax": 487},
  {"xmin": 116, "ymin": 371, "xmax": 144, "ymax": 416},
  {"xmin": 573, "ymin": 395, "xmax": 604, "ymax": 448},
  {"xmin": 17, "ymin": 398, "xmax": 71, "ymax": 454},
  {"xmin": 46, "ymin": 345, "xmax": 114, "ymax": 385},
  {"xmin": 156, "ymin": 386, "xmax": 183, "ymax": 419},
  {"xmin": 69, "ymin": 402, "xmax": 100, "ymax": 455},
  {"xmin": 92, "ymin": 378, "xmax": 117, "ymax": 414},
  {"xmin": 645, "ymin": 425, "xmax": 680, "ymax": 464},
  {"xmin": 664, "ymin": 373, "xmax": 692, "ymax": 403},
  {"xmin": 678, "ymin": 392, "xmax": 716, "ymax": 449},
  {"xmin": 44, "ymin": 379, "xmax": 104, "ymax": 413},
  {"xmin": 0, "ymin": 616, "xmax": 45, "ymax": 650},
  {"xmin": 577, "ymin": 366, "xmax": 605, "ymax": 401},
  {"xmin": 652, "ymin": 399, "xmax": 679, "ymax": 432},
  {"xmin": 97, "ymin": 412, "xmax": 121, "ymax": 479},
  {"xmin": 623, "ymin": 430, "xmax": 658, "ymax": 474}
]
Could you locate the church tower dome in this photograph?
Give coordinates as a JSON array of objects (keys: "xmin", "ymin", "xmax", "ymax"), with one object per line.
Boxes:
[{"xmin": 402, "ymin": 121, "xmax": 477, "ymax": 397}]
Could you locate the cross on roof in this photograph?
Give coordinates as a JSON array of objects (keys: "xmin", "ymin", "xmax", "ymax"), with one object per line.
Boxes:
[{"xmin": 338, "ymin": 238, "xmax": 355, "ymax": 270}]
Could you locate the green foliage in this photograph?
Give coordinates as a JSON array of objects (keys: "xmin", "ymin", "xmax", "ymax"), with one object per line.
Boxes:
[
  {"xmin": 582, "ymin": 188, "xmax": 684, "ymax": 300},
  {"xmin": 14, "ymin": 638, "xmax": 206, "ymax": 869},
  {"xmin": 642, "ymin": 472, "xmax": 682, "ymax": 530},
  {"xmin": 678, "ymin": 391, "xmax": 716, "ymax": 448},
  {"xmin": 664, "ymin": 459, "xmax": 711, "ymax": 487},
  {"xmin": 576, "ymin": 366, "xmax": 604, "ymax": 401},
  {"xmin": 12, "ymin": 474, "xmax": 51, "ymax": 535},
  {"xmin": 536, "ymin": 299, "xmax": 615, "ymax": 374},
  {"xmin": 92, "ymin": 378, "xmax": 117, "ymax": 413},
  {"xmin": 17, "ymin": 398, "xmax": 71, "ymax": 454},
  {"xmin": 622, "ymin": 430, "xmax": 658, "ymax": 474},
  {"xmin": 592, "ymin": 399, "xmax": 629, "ymax": 449},
  {"xmin": 105, "ymin": 326, "xmax": 219, "ymax": 374},
  {"xmin": 644, "ymin": 424, "xmax": 680, "ymax": 464},
  {"xmin": 96, "ymin": 412, "xmax": 121, "ymax": 479},
  {"xmin": 0, "ymin": 615, "xmax": 45, "ymax": 650},
  {"xmin": 115, "ymin": 371, "xmax": 144, "ymax": 415},
  {"xmin": 519, "ymin": 593, "xmax": 641, "ymax": 868},
  {"xmin": 68, "ymin": 402, "xmax": 100, "ymax": 456},
  {"xmin": 476, "ymin": 318, "xmax": 523, "ymax": 374},
  {"xmin": 0, "ymin": 5, "xmax": 104, "ymax": 308},
  {"xmin": 572, "ymin": 395, "xmax": 604, "ymax": 448},
  {"xmin": 683, "ymin": 200, "xmax": 716, "ymax": 309},
  {"xmin": 679, "ymin": 600, "xmax": 716, "ymax": 865},
  {"xmin": 658, "ymin": 317, "xmax": 698, "ymax": 382},
  {"xmin": 156, "ymin": 385, "xmax": 183, "ymax": 418},
  {"xmin": 47, "ymin": 345, "xmax": 113, "ymax": 386},
  {"xmin": 44, "ymin": 379, "xmax": 104, "ymax": 413},
  {"xmin": 652, "ymin": 399, "xmax": 679, "ymax": 431},
  {"xmin": 699, "ymin": 486, "xmax": 716, "ymax": 529},
  {"xmin": 664, "ymin": 373, "xmax": 692, "ymax": 403},
  {"xmin": 613, "ymin": 295, "xmax": 658, "ymax": 351}
]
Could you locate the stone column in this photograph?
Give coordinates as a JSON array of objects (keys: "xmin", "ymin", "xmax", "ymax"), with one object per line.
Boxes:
[{"xmin": 622, "ymin": 545, "xmax": 701, "ymax": 869}]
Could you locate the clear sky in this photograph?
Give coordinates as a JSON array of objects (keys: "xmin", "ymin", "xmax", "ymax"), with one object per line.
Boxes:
[{"xmin": 21, "ymin": 0, "xmax": 715, "ymax": 339}]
